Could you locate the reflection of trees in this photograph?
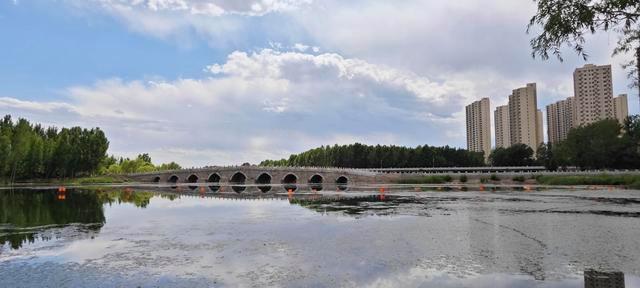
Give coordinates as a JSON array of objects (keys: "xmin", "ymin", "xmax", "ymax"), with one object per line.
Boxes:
[
  {"xmin": 0, "ymin": 189, "xmax": 105, "ymax": 250},
  {"xmin": 0, "ymin": 188, "xmax": 177, "ymax": 251},
  {"xmin": 95, "ymin": 189, "xmax": 155, "ymax": 208}
]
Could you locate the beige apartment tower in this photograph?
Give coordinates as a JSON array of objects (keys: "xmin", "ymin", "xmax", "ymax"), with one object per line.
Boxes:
[
  {"xmin": 546, "ymin": 97, "xmax": 575, "ymax": 144},
  {"xmin": 536, "ymin": 109, "xmax": 544, "ymax": 145},
  {"xmin": 613, "ymin": 94, "xmax": 629, "ymax": 124},
  {"xmin": 573, "ymin": 64, "xmax": 614, "ymax": 127},
  {"xmin": 508, "ymin": 83, "xmax": 542, "ymax": 153},
  {"xmin": 466, "ymin": 98, "xmax": 491, "ymax": 161},
  {"xmin": 494, "ymin": 105, "xmax": 511, "ymax": 148}
]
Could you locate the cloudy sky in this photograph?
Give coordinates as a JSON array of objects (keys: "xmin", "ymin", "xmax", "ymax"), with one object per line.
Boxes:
[{"xmin": 1, "ymin": 0, "xmax": 638, "ymax": 167}]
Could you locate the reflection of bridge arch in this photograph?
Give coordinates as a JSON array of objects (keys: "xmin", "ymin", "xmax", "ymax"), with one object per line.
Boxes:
[
  {"xmin": 207, "ymin": 173, "xmax": 221, "ymax": 192},
  {"xmin": 309, "ymin": 174, "xmax": 323, "ymax": 191},
  {"xmin": 230, "ymin": 172, "xmax": 247, "ymax": 193},
  {"xmin": 256, "ymin": 173, "xmax": 272, "ymax": 193},
  {"xmin": 336, "ymin": 176, "xmax": 348, "ymax": 191},
  {"xmin": 282, "ymin": 173, "xmax": 298, "ymax": 192}
]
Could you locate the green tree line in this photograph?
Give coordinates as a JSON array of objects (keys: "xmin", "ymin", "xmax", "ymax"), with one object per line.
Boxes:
[
  {"xmin": 0, "ymin": 115, "xmax": 182, "ymax": 181},
  {"xmin": 490, "ymin": 116, "xmax": 640, "ymax": 169},
  {"xmin": 100, "ymin": 153, "xmax": 181, "ymax": 174},
  {"xmin": 0, "ymin": 115, "xmax": 109, "ymax": 181},
  {"xmin": 538, "ymin": 116, "xmax": 640, "ymax": 170},
  {"xmin": 260, "ymin": 143, "xmax": 485, "ymax": 168}
]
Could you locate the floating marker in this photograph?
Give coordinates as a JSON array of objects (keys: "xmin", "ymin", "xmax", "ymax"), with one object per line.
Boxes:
[{"xmin": 58, "ymin": 186, "xmax": 66, "ymax": 193}]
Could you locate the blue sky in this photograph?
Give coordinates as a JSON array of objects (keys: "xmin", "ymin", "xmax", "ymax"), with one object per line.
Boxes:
[{"xmin": 1, "ymin": 0, "xmax": 638, "ymax": 167}]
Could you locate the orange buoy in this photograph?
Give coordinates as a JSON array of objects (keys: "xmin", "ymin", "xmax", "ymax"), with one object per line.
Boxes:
[
  {"xmin": 58, "ymin": 186, "xmax": 66, "ymax": 193},
  {"xmin": 479, "ymin": 185, "xmax": 485, "ymax": 191},
  {"xmin": 199, "ymin": 187, "xmax": 206, "ymax": 193}
]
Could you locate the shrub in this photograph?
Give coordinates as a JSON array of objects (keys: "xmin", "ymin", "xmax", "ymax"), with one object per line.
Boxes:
[
  {"xmin": 480, "ymin": 177, "xmax": 489, "ymax": 184},
  {"xmin": 459, "ymin": 175, "xmax": 468, "ymax": 183},
  {"xmin": 490, "ymin": 174, "xmax": 500, "ymax": 181},
  {"xmin": 512, "ymin": 175, "xmax": 526, "ymax": 182},
  {"xmin": 398, "ymin": 175, "xmax": 453, "ymax": 184},
  {"xmin": 536, "ymin": 174, "xmax": 640, "ymax": 186}
]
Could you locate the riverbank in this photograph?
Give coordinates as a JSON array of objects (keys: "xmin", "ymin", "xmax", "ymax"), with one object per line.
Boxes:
[
  {"xmin": 397, "ymin": 173, "xmax": 640, "ymax": 189},
  {"xmin": 2, "ymin": 175, "xmax": 130, "ymax": 186}
]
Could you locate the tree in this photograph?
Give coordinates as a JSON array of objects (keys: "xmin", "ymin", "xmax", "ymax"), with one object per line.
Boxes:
[
  {"xmin": 536, "ymin": 142, "xmax": 559, "ymax": 171},
  {"xmin": 553, "ymin": 118, "xmax": 640, "ymax": 169},
  {"xmin": 528, "ymin": 0, "xmax": 640, "ymax": 106},
  {"xmin": 259, "ymin": 143, "xmax": 485, "ymax": 168},
  {"xmin": 0, "ymin": 115, "xmax": 112, "ymax": 181},
  {"xmin": 489, "ymin": 144, "xmax": 536, "ymax": 166}
]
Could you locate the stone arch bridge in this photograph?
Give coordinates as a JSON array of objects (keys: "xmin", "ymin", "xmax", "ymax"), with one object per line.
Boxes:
[{"xmin": 127, "ymin": 166, "xmax": 387, "ymax": 193}]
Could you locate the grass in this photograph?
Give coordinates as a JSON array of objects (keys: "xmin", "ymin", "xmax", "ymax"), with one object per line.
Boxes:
[
  {"xmin": 4, "ymin": 175, "xmax": 130, "ymax": 186},
  {"xmin": 398, "ymin": 175, "xmax": 453, "ymax": 184},
  {"xmin": 535, "ymin": 174, "xmax": 640, "ymax": 187}
]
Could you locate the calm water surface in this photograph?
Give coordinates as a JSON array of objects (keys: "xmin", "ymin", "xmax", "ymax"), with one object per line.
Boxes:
[{"xmin": 1, "ymin": 187, "xmax": 639, "ymax": 287}]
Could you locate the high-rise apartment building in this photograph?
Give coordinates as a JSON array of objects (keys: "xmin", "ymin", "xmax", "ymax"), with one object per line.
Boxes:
[
  {"xmin": 494, "ymin": 105, "xmax": 510, "ymax": 148},
  {"xmin": 465, "ymin": 98, "xmax": 491, "ymax": 161},
  {"xmin": 508, "ymin": 83, "xmax": 542, "ymax": 153},
  {"xmin": 546, "ymin": 97, "xmax": 574, "ymax": 144},
  {"xmin": 613, "ymin": 94, "xmax": 629, "ymax": 124},
  {"xmin": 536, "ymin": 109, "xmax": 544, "ymax": 146},
  {"xmin": 573, "ymin": 64, "xmax": 614, "ymax": 127}
]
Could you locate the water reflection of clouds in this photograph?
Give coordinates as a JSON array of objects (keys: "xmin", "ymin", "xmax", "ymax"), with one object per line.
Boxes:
[
  {"xmin": 2, "ymin": 192, "xmax": 640, "ymax": 287},
  {"xmin": 362, "ymin": 269, "xmax": 583, "ymax": 288}
]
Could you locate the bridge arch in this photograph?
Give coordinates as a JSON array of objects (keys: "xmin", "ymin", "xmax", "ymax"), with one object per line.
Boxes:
[
  {"xmin": 207, "ymin": 173, "xmax": 221, "ymax": 192},
  {"xmin": 187, "ymin": 174, "xmax": 199, "ymax": 190},
  {"xmin": 256, "ymin": 173, "xmax": 272, "ymax": 193},
  {"xmin": 282, "ymin": 173, "xmax": 298, "ymax": 192},
  {"xmin": 230, "ymin": 172, "xmax": 247, "ymax": 193},
  {"xmin": 168, "ymin": 175, "xmax": 179, "ymax": 189},
  {"xmin": 308, "ymin": 174, "xmax": 323, "ymax": 191},
  {"xmin": 152, "ymin": 176, "xmax": 161, "ymax": 183},
  {"xmin": 336, "ymin": 176, "xmax": 349, "ymax": 191}
]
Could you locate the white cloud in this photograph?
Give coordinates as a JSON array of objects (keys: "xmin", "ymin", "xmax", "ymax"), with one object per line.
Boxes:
[
  {"xmin": 0, "ymin": 97, "xmax": 76, "ymax": 113},
  {"xmin": 1, "ymin": 48, "xmax": 486, "ymax": 166},
  {"xmin": 92, "ymin": 0, "xmax": 311, "ymax": 16}
]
